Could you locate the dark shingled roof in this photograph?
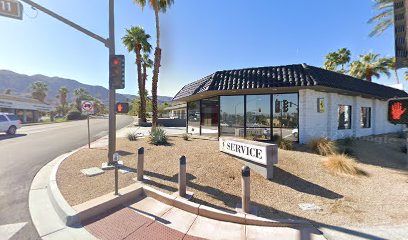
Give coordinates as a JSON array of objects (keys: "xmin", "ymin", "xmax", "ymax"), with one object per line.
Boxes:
[{"xmin": 173, "ymin": 64, "xmax": 408, "ymax": 100}]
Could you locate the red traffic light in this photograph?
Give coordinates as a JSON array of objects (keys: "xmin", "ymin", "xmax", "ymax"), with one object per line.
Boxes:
[
  {"xmin": 388, "ymin": 98, "xmax": 408, "ymax": 124},
  {"xmin": 112, "ymin": 58, "xmax": 120, "ymax": 65}
]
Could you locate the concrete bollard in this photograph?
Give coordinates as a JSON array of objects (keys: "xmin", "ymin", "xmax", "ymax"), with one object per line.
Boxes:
[
  {"xmin": 137, "ymin": 147, "xmax": 144, "ymax": 181},
  {"xmin": 241, "ymin": 166, "xmax": 250, "ymax": 213},
  {"xmin": 178, "ymin": 156, "xmax": 187, "ymax": 197}
]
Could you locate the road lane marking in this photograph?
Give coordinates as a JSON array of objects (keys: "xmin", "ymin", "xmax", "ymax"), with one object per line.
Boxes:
[{"xmin": 0, "ymin": 222, "xmax": 27, "ymax": 240}]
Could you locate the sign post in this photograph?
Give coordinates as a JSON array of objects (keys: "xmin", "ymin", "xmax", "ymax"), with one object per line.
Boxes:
[
  {"xmin": 81, "ymin": 101, "xmax": 94, "ymax": 149},
  {"xmin": 388, "ymin": 98, "xmax": 408, "ymax": 167}
]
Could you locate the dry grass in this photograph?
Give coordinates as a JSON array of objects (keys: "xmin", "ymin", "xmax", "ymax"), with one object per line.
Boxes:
[
  {"xmin": 278, "ymin": 138, "xmax": 294, "ymax": 150},
  {"xmin": 323, "ymin": 154, "xmax": 367, "ymax": 176},
  {"xmin": 309, "ymin": 138, "xmax": 337, "ymax": 156}
]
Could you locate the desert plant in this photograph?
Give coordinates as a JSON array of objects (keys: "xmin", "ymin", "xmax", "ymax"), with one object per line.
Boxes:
[
  {"xmin": 149, "ymin": 127, "xmax": 168, "ymax": 145},
  {"xmin": 127, "ymin": 131, "xmax": 139, "ymax": 141},
  {"xmin": 323, "ymin": 154, "xmax": 367, "ymax": 176},
  {"xmin": 182, "ymin": 133, "xmax": 190, "ymax": 141},
  {"xmin": 309, "ymin": 138, "xmax": 337, "ymax": 156},
  {"xmin": 278, "ymin": 138, "xmax": 293, "ymax": 150},
  {"xmin": 66, "ymin": 110, "xmax": 86, "ymax": 120}
]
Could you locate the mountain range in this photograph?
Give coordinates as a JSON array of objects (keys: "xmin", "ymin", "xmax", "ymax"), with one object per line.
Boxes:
[{"xmin": 0, "ymin": 70, "xmax": 173, "ymax": 106}]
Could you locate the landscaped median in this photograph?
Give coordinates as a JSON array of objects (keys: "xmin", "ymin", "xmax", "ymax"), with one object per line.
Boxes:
[{"xmin": 56, "ymin": 134, "xmax": 408, "ymax": 230}]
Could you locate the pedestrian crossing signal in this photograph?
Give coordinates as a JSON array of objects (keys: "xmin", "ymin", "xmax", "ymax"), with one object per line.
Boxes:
[
  {"xmin": 116, "ymin": 103, "xmax": 129, "ymax": 114},
  {"xmin": 388, "ymin": 98, "xmax": 408, "ymax": 124}
]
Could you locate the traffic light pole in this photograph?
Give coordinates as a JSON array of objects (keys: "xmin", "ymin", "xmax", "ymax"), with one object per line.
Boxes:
[
  {"xmin": 108, "ymin": 0, "xmax": 116, "ymax": 164},
  {"xmin": 19, "ymin": 0, "xmax": 117, "ymax": 164}
]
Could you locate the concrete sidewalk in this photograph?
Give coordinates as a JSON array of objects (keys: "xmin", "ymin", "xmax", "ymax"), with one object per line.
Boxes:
[{"xmin": 82, "ymin": 195, "xmax": 325, "ymax": 240}]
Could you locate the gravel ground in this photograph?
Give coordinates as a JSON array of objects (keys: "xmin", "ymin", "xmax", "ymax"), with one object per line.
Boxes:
[{"xmin": 57, "ymin": 136, "xmax": 408, "ymax": 227}]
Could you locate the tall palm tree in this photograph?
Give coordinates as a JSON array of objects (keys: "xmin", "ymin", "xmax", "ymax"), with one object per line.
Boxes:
[
  {"xmin": 142, "ymin": 53, "xmax": 153, "ymax": 119},
  {"xmin": 349, "ymin": 52, "xmax": 391, "ymax": 82},
  {"xmin": 368, "ymin": 0, "xmax": 393, "ymax": 37},
  {"xmin": 74, "ymin": 88, "xmax": 87, "ymax": 111},
  {"xmin": 122, "ymin": 26, "xmax": 152, "ymax": 123},
  {"xmin": 56, "ymin": 87, "xmax": 69, "ymax": 115},
  {"xmin": 324, "ymin": 48, "xmax": 351, "ymax": 73},
  {"xmin": 386, "ymin": 57, "xmax": 400, "ymax": 84},
  {"xmin": 31, "ymin": 81, "xmax": 48, "ymax": 102},
  {"xmin": 133, "ymin": 0, "xmax": 174, "ymax": 128}
]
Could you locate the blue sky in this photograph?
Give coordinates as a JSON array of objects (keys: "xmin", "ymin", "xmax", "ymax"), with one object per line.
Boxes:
[{"xmin": 0, "ymin": 0, "xmax": 403, "ymax": 97}]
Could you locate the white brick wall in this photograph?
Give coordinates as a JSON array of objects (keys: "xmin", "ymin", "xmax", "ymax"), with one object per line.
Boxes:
[{"xmin": 298, "ymin": 89, "xmax": 402, "ymax": 144}]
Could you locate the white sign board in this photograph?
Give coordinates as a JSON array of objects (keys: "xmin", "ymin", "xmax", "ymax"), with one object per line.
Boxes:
[
  {"xmin": 81, "ymin": 101, "xmax": 94, "ymax": 115},
  {"xmin": 219, "ymin": 138, "xmax": 277, "ymax": 166}
]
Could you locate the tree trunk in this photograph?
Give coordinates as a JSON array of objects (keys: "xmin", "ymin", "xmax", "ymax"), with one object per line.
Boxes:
[
  {"xmin": 141, "ymin": 63, "xmax": 147, "ymax": 122},
  {"xmin": 395, "ymin": 70, "xmax": 400, "ymax": 84},
  {"xmin": 135, "ymin": 43, "xmax": 146, "ymax": 123},
  {"xmin": 152, "ymin": 6, "xmax": 161, "ymax": 128}
]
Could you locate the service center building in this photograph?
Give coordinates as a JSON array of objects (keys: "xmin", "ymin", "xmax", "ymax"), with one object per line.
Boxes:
[{"xmin": 173, "ymin": 64, "xmax": 407, "ymax": 144}]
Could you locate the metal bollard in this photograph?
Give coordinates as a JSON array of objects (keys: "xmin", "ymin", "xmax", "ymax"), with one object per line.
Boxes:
[
  {"xmin": 137, "ymin": 147, "xmax": 144, "ymax": 181},
  {"xmin": 241, "ymin": 166, "xmax": 250, "ymax": 213},
  {"xmin": 178, "ymin": 156, "xmax": 187, "ymax": 197}
]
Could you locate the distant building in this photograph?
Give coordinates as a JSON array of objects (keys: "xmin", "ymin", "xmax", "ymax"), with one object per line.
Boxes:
[
  {"xmin": 173, "ymin": 64, "xmax": 407, "ymax": 144},
  {"xmin": 394, "ymin": 0, "xmax": 408, "ymax": 68},
  {"xmin": 164, "ymin": 103, "xmax": 187, "ymax": 119},
  {"xmin": 0, "ymin": 94, "xmax": 53, "ymax": 123}
]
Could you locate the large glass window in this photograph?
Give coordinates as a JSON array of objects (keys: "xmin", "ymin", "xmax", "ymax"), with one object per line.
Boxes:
[
  {"xmin": 338, "ymin": 105, "xmax": 352, "ymax": 129},
  {"xmin": 187, "ymin": 101, "xmax": 200, "ymax": 135},
  {"xmin": 246, "ymin": 95, "xmax": 271, "ymax": 140},
  {"xmin": 220, "ymin": 96, "xmax": 245, "ymax": 137},
  {"xmin": 272, "ymin": 94, "xmax": 299, "ymax": 141},
  {"xmin": 201, "ymin": 97, "xmax": 219, "ymax": 136},
  {"xmin": 361, "ymin": 107, "xmax": 371, "ymax": 128}
]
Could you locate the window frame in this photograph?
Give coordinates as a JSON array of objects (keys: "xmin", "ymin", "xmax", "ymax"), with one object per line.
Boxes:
[
  {"xmin": 360, "ymin": 107, "xmax": 371, "ymax": 129},
  {"xmin": 338, "ymin": 105, "xmax": 352, "ymax": 130}
]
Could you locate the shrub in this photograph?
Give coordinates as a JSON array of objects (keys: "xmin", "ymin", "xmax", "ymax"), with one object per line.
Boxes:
[
  {"xmin": 182, "ymin": 133, "xmax": 190, "ymax": 141},
  {"xmin": 278, "ymin": 138, "xmax": 293, "ymax": 150},
  {"xmin": 127, "ymin": 132, "xmax": 139, "ymax": 141},
  {"xmin": 341, "ymin": 147, "xmax": 355, "ymax": 157},
  {"xmin": 323, "ymin": 154, "xmax": 367, "ymax": 176},
  {"xmin": 149, "ymin": 127, "xmax": 168, "ymax": 145},
  {"xmin": 309, "ymin": 138, "xmax": 337, "ymax": 156},
  {"xmin": 66, "ymin": 110, "xmax": 86, "ymax": 120},
  {"xmin": 401, "ymin": 144, "xmax": 407, "ymax": 153},
  {"xmin": 272, "ymin": 134, "xmax": 281, "ymax": 142}
]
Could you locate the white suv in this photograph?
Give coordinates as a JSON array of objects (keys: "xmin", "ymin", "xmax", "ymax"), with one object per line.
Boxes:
[{"xmin": 0, "ymin": 113, "xmax": 21, "ymax": 135}]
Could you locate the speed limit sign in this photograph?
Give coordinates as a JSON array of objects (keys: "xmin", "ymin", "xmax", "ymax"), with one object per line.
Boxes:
[{"xmin": 81, "ymin": 101, "xmax": 95, "ymax": 115}]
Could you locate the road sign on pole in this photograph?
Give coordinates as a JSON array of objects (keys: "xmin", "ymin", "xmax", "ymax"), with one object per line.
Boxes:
[
  {"xmin": 0, "ymin": 0, "xmax": 23, "ymax": 20},
  {"xmin": 81, "ymin": 100, "xmax": 95, "ymax": 115}
]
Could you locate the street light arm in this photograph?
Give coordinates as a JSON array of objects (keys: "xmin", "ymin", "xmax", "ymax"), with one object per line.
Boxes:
[{"xmin": 19, "ymin": 0, "xmax": 109, "ymax": 47}]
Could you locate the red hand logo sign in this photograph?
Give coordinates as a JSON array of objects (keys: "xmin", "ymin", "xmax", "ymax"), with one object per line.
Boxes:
[
  {"xmin": 117, "ymin": 104, "xmax": 123, "ymax": 112},
  {"xmin": 391, "ymin": 102, "xmax": 406, "ymax": 120}
]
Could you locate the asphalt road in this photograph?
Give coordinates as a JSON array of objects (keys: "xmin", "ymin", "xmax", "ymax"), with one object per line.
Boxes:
[{"xmin": 0, "ymin": 115, "xmax": 134, "ymax": 240}]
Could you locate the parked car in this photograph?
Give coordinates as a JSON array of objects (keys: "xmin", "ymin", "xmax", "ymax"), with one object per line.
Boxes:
[{"xmin": 0, "ymin": 113, "xmax": 21, "ymax": 135}]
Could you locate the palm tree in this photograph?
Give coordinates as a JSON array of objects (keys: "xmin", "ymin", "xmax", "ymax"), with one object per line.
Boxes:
[
  {"xmin": 368, "ymin": 0, "xmax": 393, "ymax": 37},
  {"xmin": 133, "ymin": 0, "xmax": 174, "ymax": 128},
  {"xmin": 122, "ymin": 26, "xmax": 152, "ymax": 123},
  {"xmin": 386, "ymin": 57, "xmax": 400, "ymax": 84},
  {"xmin": 349, "ymin": 52, "xmax": 391, "ymax": 82},
  {"xmin": 57, "ymin": 87, "xmax": 69, "ymax": 115},
  {"xmin": 31, "ymin": 81, "xmax": 48, "ymax": 102},
  {"xmin": 324, "ymin": 48, "xmax": 351, "ymax": 73},
  {"xmin": 142, "ymin": 53, "xmax": 153, "ymax": 120},
  {"xmin": 74, "ymin": 88, "xmax": 87, "ymax": 111}
]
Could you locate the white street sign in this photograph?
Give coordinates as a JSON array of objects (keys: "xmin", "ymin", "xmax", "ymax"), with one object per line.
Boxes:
[{"xmin": 81, "ymin": 101, "xmax": 94, "ymax": 115}]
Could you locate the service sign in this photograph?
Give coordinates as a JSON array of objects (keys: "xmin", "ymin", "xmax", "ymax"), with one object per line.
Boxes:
[
  {"xmin": 388, "ymin": 98, "xmax": 408, "ymax": 124},
  {"xmin": 220, "ymin": 138, "xmax": 269, "ymax": 165},
  {"xmin": 0, "ymin": 0, "xmax": 23, "ymax": 20},
  {"xmin": 81, "ymin": 101, "xmax": 95, "ymax": 115}
]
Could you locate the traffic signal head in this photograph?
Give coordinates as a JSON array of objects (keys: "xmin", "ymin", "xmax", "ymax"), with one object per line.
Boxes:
[
  {"xmin": 283, "ymin": 100, "xmax": 289, "ymax": 112},
  {"xmin": 275, "ymin": 99, "xmax": 281, "ymax": 113},
  {"xmin": 116, "ymin": 102, "xmax": 129, "ymax": 114},
  {"xmin": 388, "ymin": 98, "xmax": 408, "ymax": 124},
  {"xmin": 110, "ymin": 55, "xmax": 125, "ymax": 89}
]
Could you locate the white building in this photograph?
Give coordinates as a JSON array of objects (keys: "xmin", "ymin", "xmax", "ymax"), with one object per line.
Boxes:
[
  {"xmin": 173, "ymin": 64, "xmax": 406, "ymax": 143},
  {"xmin": 0, "ymin": 94, "xmax": 53, "ymax": 123}
]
